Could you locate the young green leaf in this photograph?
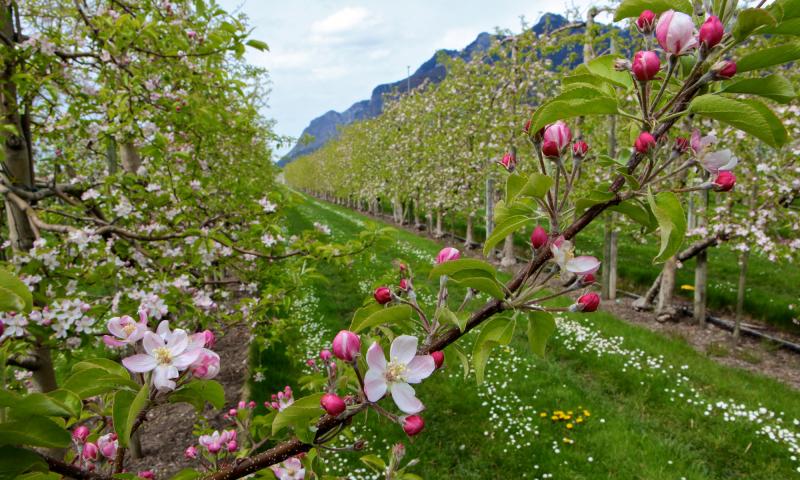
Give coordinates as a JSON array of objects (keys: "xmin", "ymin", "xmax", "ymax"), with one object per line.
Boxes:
[
  {"xmin": 647, "ymin": 190, "xmax": 686, "ymax": 263},
  {"xmin": 689, "ymin": 94, "xmax": 788, "ymax": 147},
  {"xmin": 736, "ymin": 42, "xmax": 800, "ymax": 73},
  {"xmin": 614, "ymin": 0, "xmax": 692, "ymax": 20},
  {"xmin": 350, "ymin": 305, "xmax": 412, "ymax": 332},
  {"xmin": 0, "ymin": 269, "xmax": 33, "ymax": 313},
  {"xmin": 272, "ymin": 393, "xmax": 324, "ymax": 437},
  {"xmin": 472, "ymin": 317, "xmax": 516, "ymax": 384},
  {"xmin": 719, "ymin": 74, "xmax": 796, "ymax": 104},
  {"xmin": 113, "ymin": 384, "xmax": 149, "ymax": 447},
  {"xmin": 527, "ymin": 311, "xmax": 556, "ymax": 358},
  {"xmin": 168, "ymin": 380, "xmax": 225, "ymax": 412}
]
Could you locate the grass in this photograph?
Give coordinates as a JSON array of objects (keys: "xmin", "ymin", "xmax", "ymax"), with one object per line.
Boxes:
[
  {"xmin": 252, "ymin": 192, "xmax": 800, "ymax": 479},
  {"xmin": 381, "ymin": 203, "xmax": 800, "ymax": 334}
]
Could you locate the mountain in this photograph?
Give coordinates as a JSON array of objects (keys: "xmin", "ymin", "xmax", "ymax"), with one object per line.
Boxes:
[{"xmin": 278, "ymin": 14, "xmax": 580, "ymax": 167}]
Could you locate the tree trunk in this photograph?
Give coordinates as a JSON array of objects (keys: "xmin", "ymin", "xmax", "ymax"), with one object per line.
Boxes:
[
  {"xmin": 413, "ymin": 197, "xmax": 422, "ymax": 229},
  {"xmin": 426, "ymin": 211, "xmax": 433, "ymax": 235},
  {"xmin": 30, "ymin": 344, "xmax": 58, "ymax": 393},
  {"xmin": 732, "ymin": 250, "xmax": 749, "ymax": 342},
  {"xmin": 465, "ymin": 213, "xmax": 475, "ymax": 249},
  {"xmin": 656, "ymin": 256, "xmax": 678, "ymax": 321},
  {"xmin": 434, "ymin": 211, "xmax": 444, "ymax": 238},
  {"xmin": 120, "ymin": 142, "xmax": 141, "ymax": 174},
  {"xmin": 693, "ymin": 189, "xmax": 709, "ymax": 326},
  {"xmin": 2, "ymin": 8, "xmax": 36, "ymax": 252},
  {"xmin": 500, "ymin": 234, "xmax": 516, "ymax": 267}
]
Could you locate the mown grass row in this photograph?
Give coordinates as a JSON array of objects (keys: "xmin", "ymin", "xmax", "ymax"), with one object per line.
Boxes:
[{"xmin": 252, "ymin": 193, "xmax": 800, "ymax": 479}]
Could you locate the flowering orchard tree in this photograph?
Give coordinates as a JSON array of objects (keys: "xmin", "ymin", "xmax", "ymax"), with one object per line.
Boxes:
[{"xmin": 4, "ymin": 0, "xmax": 800, "ymax": 479}]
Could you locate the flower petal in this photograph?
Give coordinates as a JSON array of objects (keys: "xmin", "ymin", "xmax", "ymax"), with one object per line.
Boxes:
[
  {"xmin": 142, "ymin": 331, "xmax": 164, "ymax": 355},
  {"xmin": 390, "ymin": 382, "xmax": 424, "ymax": 414},
  {"xmin": 406, "ymin": 355, "xmax": 435, "ymax": 383},
  {"xmin": 364, "ymin": 368, "xmax": 387, "ymax": 402},
  {"xmin": 167, "ymin": 329, "xmax": 189, "ymax": 355},
  {"xmin": 106, "ymin": 317, "xmax": 127, "ymax": 338},
  {"xmin": 156, "ymin": 320, "xmax": 171, "ymax": 339},
  {"xmin": 366, "ymin": 342, "xmax": 387, "ymax": 372},
  {"xmin": 566, "ymin": 256, "xmax": 601, "ymax": 275},
  {"xmin": 153, "ymin": 365, "xmax": 179, "ymax": 391},
  {"xmin": 390, "ymin": 335, "xmax": 417, "ymax": 365},
  {"xmin": 103, "ymin": 335, "xmax": 126, "ymax": 347},
  {"xmin": 122, "ymin": 354, "xmax": 157, "ymax": 373},
  {"xmin": 173, "ymin": 348, "xmax": 202, "ymax": 369}
]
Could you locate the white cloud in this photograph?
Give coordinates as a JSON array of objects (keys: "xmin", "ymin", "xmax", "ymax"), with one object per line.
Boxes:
[
  {"xmin": 436, "ymin": 27, "xmax": 481, "ymax": 49},
  {"xmin": 311, "ymin": 7, "xmax": 371, "ymax": 35},
  {"xmin": 311, "ymin": 65, "xmax": 349, "ymax": 80}
]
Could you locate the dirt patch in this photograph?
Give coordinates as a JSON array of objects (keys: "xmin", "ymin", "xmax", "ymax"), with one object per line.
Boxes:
[{"xmin": 125, "ymin": 322, "xmax": 249, "ymax": 477}]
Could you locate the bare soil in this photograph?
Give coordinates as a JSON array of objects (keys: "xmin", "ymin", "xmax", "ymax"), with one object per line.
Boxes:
[{"xmin": 125, "ymin": 323, "xmax": 249, "ymax": 477}]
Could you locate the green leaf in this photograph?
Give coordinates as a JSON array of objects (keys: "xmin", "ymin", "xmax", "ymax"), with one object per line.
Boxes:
[
  {"xmin": 169, "ymin": 468, "xmax": 202, "ymax": 480},
  {"xmin": 520, "ymin": 173, "xmax": 554, "ymax": 199},
  {"xmin": 272, "ymin": 393, "xmax": 324, "ymax": 438},
  {"xmin": 719, "ymin": 74, "xmax": 796, "ymax": 104},
  {"xmin": 0, "ymin": 286, "xmax": 25, "ymax": 313},
  {"xmin": 72, "ymin": 358, "xmax": 131, "ymax": 379},
  {"xmin": 527, "ymin": 311, "xmax": 556, "ymax": 358},
  {"xmin": 450, "ymin": 344, "xmax": 471, "ymax": 379},
  {"xmin": 46, "ymin": 390, "xmax": 82, "ymax": 418},
  {"xmin": 0, "ymin": 269, "xmax": 32, "ymax": 313},
  {"xmin": 0, "ymin": 447, "xmax": 46, "ymax": 478},
  {"xmin": 505, "ymin": 173, "xmax": 527, "ymax": 203},
  {"xmin": 113, "ymin": 384, "xmax": 149, "ymax": 447},
  {"xmin": 439, "ymin": 307, "xmax": 467, "ymax": 332},
  {"xmin": 245, "ymin": 39, "xmax": 269, "ymax": 51},
  {"xmin": 0, "ymin": 391, "xmax": 74, "ymax": 419},
  {"xmin": 429, "ymin": 258, "xmax": 497, "ymax": 280},
  {"xmin": 732, "ymin": 8, "xmax": 777, "ymax": 40},
  {"xmin": 688, "ymin": 94, "xmax": 788, "ymax": 147},
  {"xmin": 647, "ymin": 190, "xmax": 686, "ymax": 263},
  {"xmin": 450, "ymin": 277, "xmax": 506, "ymax": 300},
  {"xmin": 483, "ymin": 215, "xmax": 529, "ymax": 256},
  {"xmin": 575, "ymin": 190, "xmax": 615, "ymax": 218},
  {"xmin": 360, "ymin": 454, "xmax": 387, "ymax": 473},
  {"xmin": 528, "ymin": 86, "xmax": 617, "ymax": 135},
  {"xmin": 0, "ymin": 416, "xmax": 71, "ymax": 448},
  {"xmin": 472, "ymin": 317, "xmax": 515, "ymax": 384},
  {"xmin": 736, "ymin": 42, "xmax": 800, "ymax": 72},
  {"xmin": 610, "ymin": 199, "xmax": 656, "ymax": 230},
  {"xmin": 586, "ymin": 55, "xmax": 633, "ymax": 89},
  {"xmin": 62, "ymin": 368, "xmax": 139, "ymax": 399},
  {"xmin": 169, "ymin": 380, "xmax": 225, "ymax": 412},
  {"xmin": 350, "ymin": 304, "xmax": 412, "ymax": 332},
  {"xmin": 614, "ymin": 0, "xmax": 693, "ymax": 20}
]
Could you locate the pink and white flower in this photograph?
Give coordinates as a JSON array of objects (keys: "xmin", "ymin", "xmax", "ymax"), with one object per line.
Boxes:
[
  {"xmin": 271, "ymin": 457, "xmax": 305, "ymax": 480},
  {"xmin": 103, "ymin": 311, "xmax": 148, "ymax": 347},
  {"xmin": 97, "ymin": 433, "xmax": 118, "ymax": 459},
  {"xmin": 550, "ymin": 236, "xmax": 601, "ymax": 276},
  {"xmin": 122, "ymin": 325, "xmax": 202, "ymax": 391},
  {"xmin": 364, "ymin": 335, "xmax": 435, "ymax": 414},
  {"xmin": 435, "ymin": 247, "xmax": 460, "ymax": 264},
  {"xmin": 199, "ymin": 430, "xmax": 236, "ymax": 454},
  {"xmin": 655, "ymin": 10, "xmax": 698, "ymax": 56}
]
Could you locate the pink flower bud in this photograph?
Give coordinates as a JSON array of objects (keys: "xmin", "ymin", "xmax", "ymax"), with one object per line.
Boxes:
[
  {"xmin": 83, "ymin": 442, "xmax": 99, "ymax": 461},
  {"xmin": 699, "ymin": 15, "xmax": 724, "ymax": 49},
  {"xmin": 72, "ymin": 425, "xmax": 90, "ymax": 443},
  {"xmin": 572, "ymin": 140, "xmax": 589, "ymax": 158},
  {"xmin": 431, "ymin": 351, "xmax": 444, "ymax": 369},
  {"xmin": 634, "ymin": 132, "xmax": 657, "ymax": 154},
  {"xmin": 207, "ymin": 442, "xmax": 222, "ymax": 454},
  {"xmin": 632, "ymin": 51, "xmax": 660, "ymax": 81},
  {"xmin": 248, "ymin": 401, "xmax": 256, "ymax": 408},
  {"xmin": 238, "ymin": 401, "xmax": 246, "ymax": 409},
  {"xmin": 636, "ymin": 10, "xmax": 657, "ymax": 34},
  {"xmin": 577, "ymin": 293, "xmax": 601, "ymax": 312},
  {"xmin": 402, "ymin": 415, "xmax": 425, "ymax": 436},
  {"xmin": 674, "ymin": 137, "xmax": 690, "ymax": 154},
  {"xmin": 541, "ymin": 140, "xmax": 560, "ymax": 158},
  {"xmin": 582, "ymin": 273, "xmax": 596, "ymax": 285},
  {"xmin": 436, "ymin": 247, "xmax": 460, "ymax": 264},
  {"xmin": 399, "ymin": 278, "xmax": 410, "ymax": 291},
  {"xmin": 320, "ymin": 349, "xmax": 332, "ymax": 361},
  {"xmin": 229, "ymin": 408, "xmax": 238, "ymax": 416},
  {"xmin": 332, "ymin": 330, "xmax": 361, "ymax": 362},
  {"xmin": 202, "ymin": 329, "xmax": 216, "ymax": 348},
  {"xmin": 227, "ymin": 440, "xmax": 238, "ymax": 453},
  {"xmin": 713, "ymin": 60, "xmax": 736, "ymax": 79},
  {"xmin": 138, "ymin": 471, "xmax": 155, "ymax": 479},
  {"xmin": 656, "ymin": 10, "xmax": 698, "ymax": 56},
  {"xmin": 320, "ymin": 393, "xmax": 347, "ymax": 416},
  {"xmin": 713, "ymin": 171, "xmax": 736, "ymax": 191},
  {"xmin": 374, "ymin": 286, "xmax": 392, "ymax": 305},
  {"xmin": 523, "ymin": 118, "xmax": 532, "ymax": 133},
  {"xmin": 530, "ymin": 226, "xmax": 548, "ymax": 249},
  {"xmin": 499, "ymin": 151, "xmax": 517, "ymax": 172},
  {"xmin": 185, "ymin": 446, "xmax": 198, "ymax": 459},
  {"xmin": 306, "ymin": 358, "xmax": 316, "ymax": 367},
  {"xmin": 392, "ymin": 442, "xmax": 406, "ymax": 460},
  {"xmin": 542, "ymin": 121, "xmax": 571, "ymax": 157}
]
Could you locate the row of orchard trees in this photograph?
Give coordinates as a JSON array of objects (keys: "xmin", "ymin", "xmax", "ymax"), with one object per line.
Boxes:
[
  {"xmin": 0, "ymin": 0, "xmax": 383, "ymax": 469},
  {"xmin": 286, "ymin": 8, "xmax": 800, "ymax": 333}
]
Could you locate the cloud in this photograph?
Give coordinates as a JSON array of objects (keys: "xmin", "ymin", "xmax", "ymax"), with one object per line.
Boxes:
[
  {"xmin": 311, "ymin": 65, "xmax": 349, "ymax": 80},
  {"xmin": 311, "ymin": 7, "xmax": 371, "ymax": 35},
  {"xmin": 436, "ymin": 27, "xmax": 481, "ymax": 49}
]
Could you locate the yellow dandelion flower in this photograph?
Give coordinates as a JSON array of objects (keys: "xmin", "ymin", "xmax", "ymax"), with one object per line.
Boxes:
[
  {"xmin": 551, "ymin": 416, "xmax": 558, "ymax": 421},
  {"xmin": 566, "ymin": 423, "xmax": 574, "ymax": 429},
  {"xmin": 583, "ymin": 410, "xmax": 591, "ymax": 417},
  {"xmin": 680, "ymin": 284, "xmax": 695, "ymax": 291},
  {"xmin": 576, "ymin": 417, "xmax": 584, "ymax": 424},
  {"xmin": 540, "ymin": 412, "xmax": 547, "ymax": 417}
]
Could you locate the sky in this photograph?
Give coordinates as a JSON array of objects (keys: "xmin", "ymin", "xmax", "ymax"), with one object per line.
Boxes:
[{"xmin": 218, "ymin": 0, "xmax": 602, "ymax": 158}]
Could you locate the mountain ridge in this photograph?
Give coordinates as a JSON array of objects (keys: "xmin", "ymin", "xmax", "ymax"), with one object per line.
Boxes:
[{"xmin": 278, "ymin": 14, "xmax": 573, "ymax": 167}]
